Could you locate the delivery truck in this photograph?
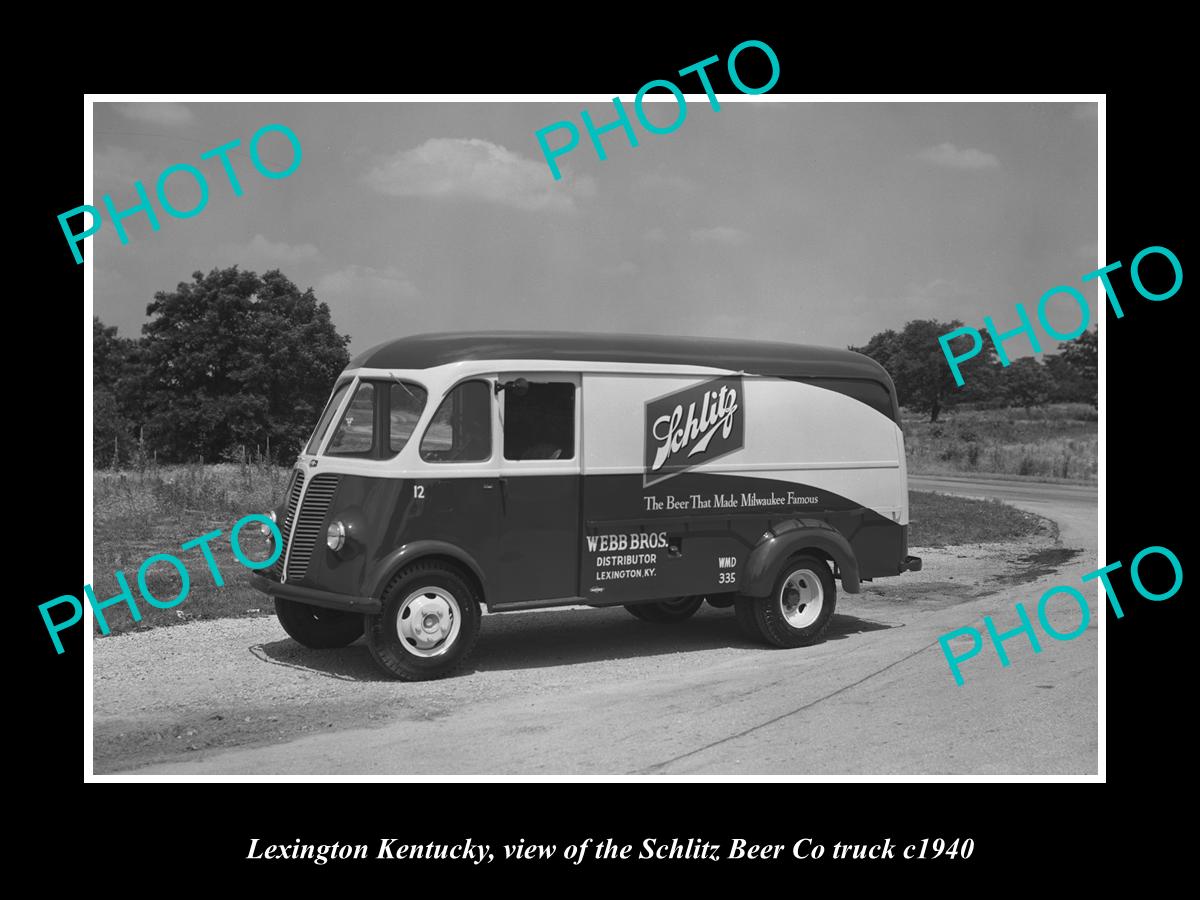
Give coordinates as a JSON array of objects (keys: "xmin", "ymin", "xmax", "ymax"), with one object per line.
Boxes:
[{"xmin": 249, "ymin": 332, "xmax": 921, "ymax": 680}]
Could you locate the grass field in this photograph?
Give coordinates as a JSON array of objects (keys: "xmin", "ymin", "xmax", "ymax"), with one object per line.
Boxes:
[
  {"xmin": 908, "ymin": 490, "xmax": 1047, "ymax": 548},
  {"xmin": 87, "ymin": 463, "xmax": 1051, "ymax": 637},
  {"xmin": 92, "ymin": 462, "xmax": 290, "ymax": 636},
  {"xmin": 903, "ymin": 403, "xmax": 1097, "ymax": 483}
]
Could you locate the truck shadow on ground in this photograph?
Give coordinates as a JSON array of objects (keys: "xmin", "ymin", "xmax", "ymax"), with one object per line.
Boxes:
[{"xmin": 251, "ymin": 607, "xmax": 895, "ymax": 681}]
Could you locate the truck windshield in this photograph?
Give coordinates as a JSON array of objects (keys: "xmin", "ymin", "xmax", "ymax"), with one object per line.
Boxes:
[{"xmin": 304, "ymin": 381, "xmax": 351, "ymax": 455}]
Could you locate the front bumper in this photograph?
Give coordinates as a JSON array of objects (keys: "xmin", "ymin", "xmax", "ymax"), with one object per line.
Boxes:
[{"xmin": 248, "ymin": 572, "xmax": 382, "ymax": 614}]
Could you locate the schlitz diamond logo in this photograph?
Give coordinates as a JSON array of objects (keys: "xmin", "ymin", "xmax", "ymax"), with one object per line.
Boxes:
[{"xmin": 644, "ymin": 375, "xmax": 744, "ymax": 487}]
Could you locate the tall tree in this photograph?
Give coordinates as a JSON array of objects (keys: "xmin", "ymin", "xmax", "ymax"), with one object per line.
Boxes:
[
  {"xmin": 94, "ymin": 317, "xmax": 133, "ymax": 387},
  {"xmin": 93, "ymin": 318, "xmax": 143, "ymax": 467},
  {"xmin": 851, "ymin": 319, "xmax": 999, "ymax": 422},
  {"xmin": 1045, "ymin": 328, "xmax": 1098, "ymax": 406},
  {"xmin": 137, "ymin": 267, "xmax": 351, "ymax": 462},
  {"xmin": 1003, "ymin": 356, "xmax": 1054, "ymax": 412}
]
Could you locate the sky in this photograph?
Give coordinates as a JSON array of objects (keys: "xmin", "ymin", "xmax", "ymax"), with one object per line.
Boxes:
[{"xmin": 91, "ymin": 100, "xmax": 1098, "ymax": 357}]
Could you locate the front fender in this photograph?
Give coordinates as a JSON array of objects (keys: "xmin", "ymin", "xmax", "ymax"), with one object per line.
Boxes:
[
  {"xmin": 742, "ymin": 519, "xmax": 861, "ymax": 596},
  {"xmin": 366, "ymin": 540, "xmax": 489, "ymax": 601}
]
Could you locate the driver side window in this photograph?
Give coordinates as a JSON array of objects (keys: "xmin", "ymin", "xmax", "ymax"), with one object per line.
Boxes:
[{"xmin": 419, "ymin": 380, "xmax": 493, "ymax": 462}]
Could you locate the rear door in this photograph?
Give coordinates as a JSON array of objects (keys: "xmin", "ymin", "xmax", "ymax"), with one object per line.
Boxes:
[{"xmin": 493, "ymin": 373, "xmax": 582, "ymax": 605}]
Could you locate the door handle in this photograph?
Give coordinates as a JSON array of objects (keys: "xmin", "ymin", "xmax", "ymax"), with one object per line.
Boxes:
[
  {"xmin": 482, "ymin": 482, "xmax": 506, "ymax": 511},
  {"xmin": 486, "ymin": 477, "xmax": 508, "ymax": 512}
]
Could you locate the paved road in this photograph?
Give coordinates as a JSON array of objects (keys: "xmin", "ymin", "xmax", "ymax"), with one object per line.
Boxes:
[
  {"xmin": 911, "ymin": 474, "xmax": 1096, "ymax": 512},
  {"xmin": 910, "ymin": 475, "xmax": 1098, "ymax": 558},
  {"xmin": 101, "ymin": 476, "xmax": 1099, "ymax": 776}
]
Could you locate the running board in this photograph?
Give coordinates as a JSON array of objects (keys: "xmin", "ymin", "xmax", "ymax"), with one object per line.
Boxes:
[{"xmin": 489, "ymin": 595, "xmax": 591, "ymax": 612}]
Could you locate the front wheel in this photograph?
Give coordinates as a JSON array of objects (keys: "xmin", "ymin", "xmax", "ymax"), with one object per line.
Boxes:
[
  {"xmin": 735, "ymin": 556, "xmax": 836, "ymax": 648},
  {"xmin": 364, "ymin": 562, "xmax": 481, "ymax": 680},
  {"xmin": 624, "ymin": 596, "xmax": 704, "ymax": 623},
  {"xmin": 275, "ymin": 598, "xmax": 363, "ymax": 649}
]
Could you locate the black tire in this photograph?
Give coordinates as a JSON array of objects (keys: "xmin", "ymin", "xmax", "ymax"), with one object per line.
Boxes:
[
  {"xmin": 364, "ymin": 562, "xmax": 481, "ymax": 681},
  {"xmin": 274, "ymin": 598, "xmax": 364, "ymax": 649},
  {"xmin": 736, "ymin": 555, "xmax": 837, "ymax": 648},
  {"xmin": 624, "ymin": 596, "xmax": 704, "ymax": 623}
]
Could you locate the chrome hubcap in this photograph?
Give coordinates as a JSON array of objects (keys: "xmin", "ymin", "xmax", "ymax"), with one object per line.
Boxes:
[
  {"xmin": 397, "ymin": 587, "xmax": 461, "ymax": 657},
  {"xmin": 780, "ymin": 569, "xmax": 823, "ymax": 628}
]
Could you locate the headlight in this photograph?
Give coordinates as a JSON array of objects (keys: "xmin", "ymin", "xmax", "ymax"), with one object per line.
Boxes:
[
  {"xmin": 326, "ymin": 520, "xmax": 346, "ymax": 551},
  {"xmin": 259, "ymin": 509, "xmax": 277, "ymax": 536}
]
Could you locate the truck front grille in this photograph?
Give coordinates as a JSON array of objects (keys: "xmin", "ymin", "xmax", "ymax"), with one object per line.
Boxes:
[
  {"xmin": 285, "ymin": 473, "xmax": 340, "ymax": 582},
  {"xmin": 273, "ymin": 469, "xmax": 305, "ymax": 578}
]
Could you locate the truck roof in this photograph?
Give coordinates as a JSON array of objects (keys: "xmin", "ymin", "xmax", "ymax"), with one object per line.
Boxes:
[{"xmin": 348, "ymin": 331, "xmax": 892, "ymax": 383}]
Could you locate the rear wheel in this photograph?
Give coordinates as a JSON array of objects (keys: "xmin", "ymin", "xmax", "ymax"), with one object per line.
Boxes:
[
  {"xmin": 624, "ymin": 595, "xmax": 704, "ymax": 623},
  {"xmin": 735, "ymin": 555, "xmax": 837, "ymax": 648},
  {"xmin": 364, "ymin": 562, "xmax": 481, "ymax": 680},
  {"xmin": 274, "ymin": 598, "xmax": 364, "ymax": 649}
]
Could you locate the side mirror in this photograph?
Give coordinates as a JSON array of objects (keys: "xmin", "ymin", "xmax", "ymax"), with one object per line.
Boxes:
[{"xmin": 497, "ymin": 377, "xmax": 530, "ymax": 397}]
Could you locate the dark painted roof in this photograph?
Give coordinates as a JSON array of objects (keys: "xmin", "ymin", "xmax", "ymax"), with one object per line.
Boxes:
[{"xmin": 348, "ymin": 331, "xmax": 893, "ymax": 383}]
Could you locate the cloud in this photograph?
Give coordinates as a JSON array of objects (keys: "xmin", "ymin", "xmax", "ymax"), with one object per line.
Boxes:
[
  {"xmin": 235, "ymin": 234, "xmax": 321, "ymax": 265},
  {"xmin": 316, "ymin": 264, "xmax": 418, "ymax": 303},
  {"xmin": 689, "ymin": 226, "xmax": 751, "ymax": 246},
  {"xmin": 915, "ymin": 143, "xmax": 1000, "ymax": 170},
  {"xmin": 601, "ymin": 261, "xmax": 639, "ymax": 277},
  {"xmin": 112, "ymin": 102, "xmax": 194, "ymax": 127},
  {"xmin": 94, "ymin": 145, "xmax": 152, "ymax": 186},
  {"xmin": 364, "ymin": 138, "xmax": 593, "ymax": 212},
  {"xmin": 904, "ymin": 277, "xmax": 958, "ymax": 299},
  {"xmin": 643, "ymin": 227, "xmax": 667, "ymax": 243},
  {"xmin": 894, "ymin": 277, "xmax": 974, "ymax": 315},
  {"xmin": 637, "ymin": 172, "xmax": 699, "ymax": 192}
]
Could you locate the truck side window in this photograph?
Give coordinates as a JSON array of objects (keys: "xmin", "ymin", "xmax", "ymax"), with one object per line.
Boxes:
[
  {"xmin": 420, "ymin": 380, "xmax": 493, "ymax": 462},
  {"xmin": 504, "ymin": 382, "xmax": 575, "ymax": 461},
  {"xmin": 388, "ymin": 381, "xmax": 428, "ymax": 454}
]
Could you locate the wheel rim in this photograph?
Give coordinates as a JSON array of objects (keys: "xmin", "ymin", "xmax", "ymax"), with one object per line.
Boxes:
[
  {"xmin": 396, "ymin": 587, "xmax": 461, "ymax": 657},
  {"xmin": 780, "ymin": 569, "xmax": 823, "ymax": 628}
]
